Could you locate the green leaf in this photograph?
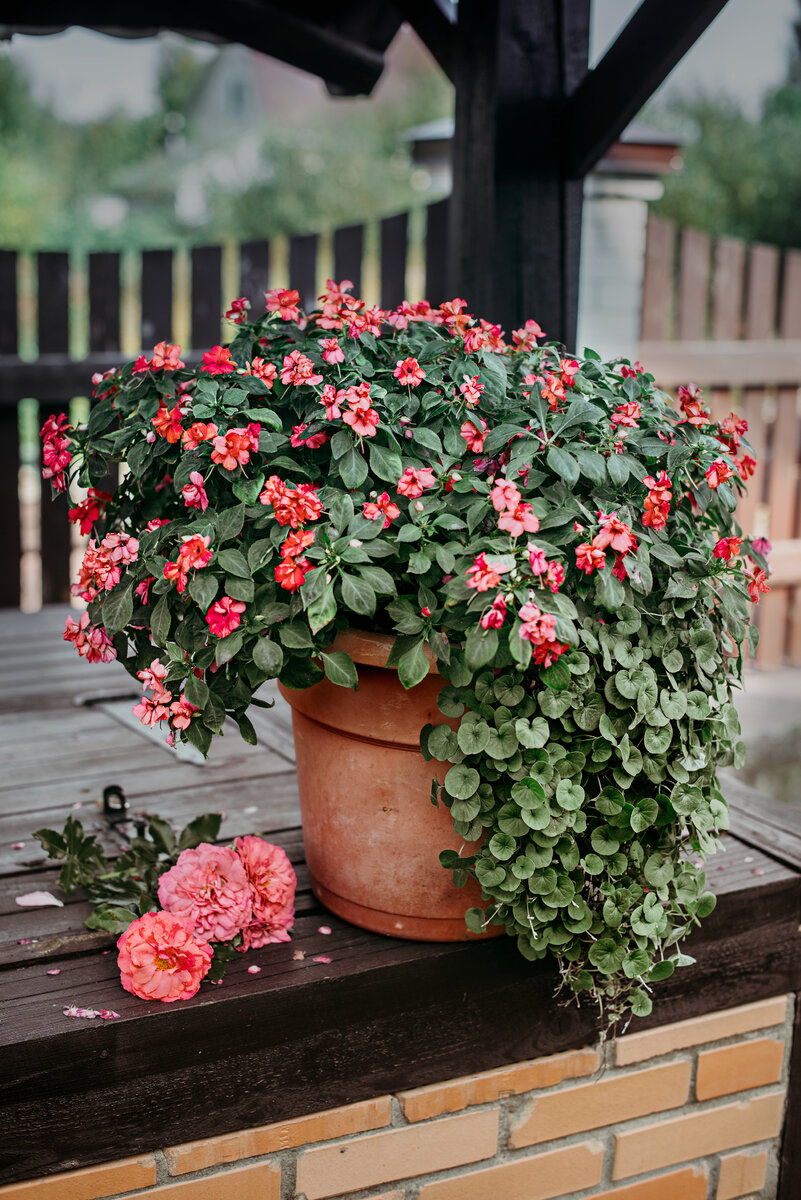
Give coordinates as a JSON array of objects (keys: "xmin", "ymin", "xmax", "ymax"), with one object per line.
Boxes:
[
  {"xmin": 457, "ymin": 721, "xmax": 491, "ymax": 755},
  {"xmin": 232, "ymin": 474, "xmax": 265, "ymax": 506},
  {"xmin": 307, "ymin": 585, "xmax": 337, "ymax": 634},
  {"xmin": 488, "ymin": 832, "xmax": 517, "ymax": 861},
  {"xmin": 101, "ymin": 581, "xmax": 133, "ymax": 634},
  {"xmin": 356, "ymin": 565, "xmax": 396, "ymax": 596},
  {"xmin": 644, "ymin": 852, "xmax": 674, "ymax": 888},
  {"xmin": 217, "ymin": 548, "xmax": 250, "ymax": 578},
  {"xmin": 606, "ymin": 453, "xmax": 629, "ymax": 486},
  {"xmin": 555, "ymin": 780, "xmax": 585, "ymax": 811},
  {"xmin": 465, "ymin": 626, "xmax": 498, "ymax": 671},
  {"xmin": 573, "ymin": 448, "xmax": 607, "ymax": 485},
  {"xmin": 184, "ymin": 672, "xmax": 209, "ymax": 709},
  {"xmin": 595, "ymin": 569, "xmax": 625, "ymax": 610},
  {"xmin": 217, "ymin": 504, "xmax": 246, "ymax": 543},
  {"xmin": 515, "ymin": 716, "xmax": 549, "ymax": 748},
  {"xmin": 339, "ymin": 445, "xmax": 369, "ymax": 488},
  {"xmin": 546, "ymin": 445, "xmax": 580, "ymax": 486},
  {"xmin": 341, "ymin": 574, "xmax": 377, "ymax": 617},
  {"xmin": 630, "ymin": 795, "xmax": 659, "ymax": 833},
  {"xmin": 630, "ymin": 989, "xmax": 653, "ymax": 1017},
  {"xmin": 588, "ymin": 937, "xmax": 627, "ymax": 974},
  {"xmin": 151, "ymin": 594, "xmax": 171, "ymax": 647},
  {"xmin": 369, "ymin": 442, "xmax": 403, "ymax": 482},
  {"xmin": 85, "ymin": 905, "xmax": 139, "ymax": 934},
  {"xmin": 215, "ymin": 628, "xmax": 244, "ymax": 666},
  {"xmin": 444, "ymin": 764, "xmax": 480, "ymax": 800},
  {"xmin": 253, "ymin": 638, "xmax": 283, "ymax": 677},
  {"xmin": 540, "ymin": 659, "xmax": 571, "ymax": 690},
  {"xmin": 278, "ymin": 621, "xmax": 313, "ymax": 649},
  {"xmin": 178, "ymin": 812, "xmax": 223, "ymax": 850},
  {"xmin": 397, "ymin": 639, "xmax": 430, "ymax": 689},
  {"xmin": 188, "ymin": 572, "xmax": 220, "ymax": 610},
  {"xmin": 321, "ymin": 650, "xmax": 358, "ymax": 690}
]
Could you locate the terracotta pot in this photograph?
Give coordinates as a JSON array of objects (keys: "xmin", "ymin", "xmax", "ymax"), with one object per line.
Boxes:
[{"xmin": 278, "ymin": 629, "xmax": 500, "ymax": 941}]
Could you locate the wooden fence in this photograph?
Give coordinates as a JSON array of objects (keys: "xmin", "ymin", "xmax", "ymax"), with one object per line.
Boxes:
[
  {"xmin": 639, "ymin": 215, "xmax": 801, "ymax": 669},
  {"xmin": 0, "ymin": 201, "xmax": 450, "ymax": 612}
]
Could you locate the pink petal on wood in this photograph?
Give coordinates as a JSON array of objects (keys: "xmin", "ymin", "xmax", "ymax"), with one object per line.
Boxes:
[{"xmin": 16, "ymin": 891, "xmax": 64, "ymax": 908}]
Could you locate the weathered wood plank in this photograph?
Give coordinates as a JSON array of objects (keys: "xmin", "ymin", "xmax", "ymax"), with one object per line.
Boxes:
[
  {"xmin": 141, "ymin": 249, "xmax": 174, "ymax": 347},
  {"xmin": 677, "ymin": 227, "xmax": 711, "ymax": 341},
  {"xmin": 333, "ymin": 223, "xmax": 364, "ymax": 298},
  {"xmin": 640, "ymin": 215, "xmax": 675, "ymax": 342},
  {"xmin": 758, "ymin": 389, "xmax": 799, "ymax": 666},
  {"xmin": 637, "ymin": 339, "xmax": 801, "ymax": 387},
  {"xmin": 711, "ymin": 235, "xmax": 746, "ymax": 341},
  {"xmin": 190, "ymin": 246, "xmax": 222, "ymax": 349},
  {"xmin": 746, "ymin": 244, "xmax": 780, "ymax": 339}
]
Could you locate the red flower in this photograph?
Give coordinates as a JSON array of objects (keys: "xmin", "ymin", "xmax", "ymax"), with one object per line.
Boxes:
[
  {"xmin": 245, "ymin": 358, "xmax": 277, "ymax": 387},
  {"xmin": 201, "ymin": 346, "xmax": 236, "ymax": 375},
  {"xmin": 211, "ymin": 425, "xmax": 260, "ymax": 470},
  {"xmin": 152, "ymin": 403, "xmax": 184, "ymax": 443},
  {"xmin": 611, "ymin": 401, "xmax": 641, "ymax": 429},
  {"xmin": 182, "ymin": 421, "xmax": 218, "ymax": 450},
  {"xmin": 466, "ymin": 553, "xmax": 509, "ymax": 593},
  {"xmin": 275, "ymin": 556, "xmax": 311, "ymax": 592},
  {"xmin": 280, "ymin": 350, "xmax": 323, "ymax": 388},
  {"xmin": 151, "ymin": 342, "xmax": 185, "ymax": 370},
  {"xmin": 394, "ymin": 357, "xmax": 426, "ymax": 387},
  {"xmin": 265, "ymin": 287, "xmax": 301, "ymax": 321},
  {"xmin": 363, "ymin": 492, "xmax": 400, "ymax": 529},
  {"xmin": 225, "ymin": 296, "xmax": 251, "ymax": 324},
  {"xmin": 705, "ymin": 459, "xmax": 735, "ymax": 489},
  {"xmin": 397, "ymin": 467, "xmax": 436, "ymax": 499},
  {"xmin": 67, "ymin": 488, "xmax": 112, "ymax": 535},
  {"xmin": 498, "ymin": 503, "xmax": 539, "ymax": 538},
  {"xmin": 206, "ymin": 596, "xmax": 247, "ymax": 638},
  {"xmin": 458, "ymin": 374, "xmax": 484, "ymax": 406},
  {"xmin": 714, "ymin": 536, "xmax": 743, "ymax": 562},
  {"xmin": 575, "ymin": 543, "xmax": 606, "ymax": 574},
  {"xmin": 512, "ymin": 319, "xmax": 545, "ymax": 350},
  {"xmin": 320, "ymin": 337, "xmax": 344, "ymax": 365},
  {"xmin": 592, "ymin": 512, "xmax": 637, "ymax": 556},
  {"xmin": 480, "ymin": 595, "xmax": 507, "ymax": 629},
  {"xmin": 745, "ymin": 567, "xmax": 770, "ymax": 603},
  {"xmin": 460, "ymin": 417, "xmax": 488, "ymax": 452}
]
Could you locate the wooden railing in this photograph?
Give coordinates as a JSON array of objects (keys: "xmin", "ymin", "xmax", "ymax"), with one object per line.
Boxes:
[
  {"xmin": 0, "ymin": 201, "xmax": 450, "ymax": 611},
  {"xmin": 639, "ymin": 215, "xmax": 801, "ymax": 669}
]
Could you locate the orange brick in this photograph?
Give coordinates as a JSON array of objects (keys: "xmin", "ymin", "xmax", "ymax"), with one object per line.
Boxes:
[
  {"xmin": 615, "ymin": 996, "xmax": 788, "ymax": 1066},
  {"xmin": 717, "ymin": 1148, "xmax": 769, "ymax": 1199},
  {"xmin": 591, "ymin": 1165, "xmax": 709, "ymax": 1200},
  {"xmin": 510, "ymin": 1059, "xmax": 691, "ymax": 1148},
  {"xmin": 398, "ymin": 1047, "xmax": 600, "ymax": 1122},
  {"xmin": 613, "ymin": 1090, "xmax": 785, "ymax": 1180},
  {"xmin": 0, "ymin": 1155, "xmax": 156, "ymax": 1200},
  {"xmin": 416, "ymin": 1139, "xmax": 604, "ymax": 1200},
  {"xmin": 295, "ymin": 1109, "xmax": 498, "ymax": 1199},
  {"xmin": 696, "ymin": 1037, "xmax": 784, "ymax": 1101},
  {"xmin": 126, "ymin": 1160, "xmax": 280, "ymax": 1200},
  {"xmin": 164, "ymin": 1096, "xmax": 391, "ymax": 1174}
]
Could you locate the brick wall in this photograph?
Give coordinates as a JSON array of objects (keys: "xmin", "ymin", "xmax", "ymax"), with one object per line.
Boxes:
[{"xmin": 1, "ymin": 995, "xmax": 791, "ymax": 1200}]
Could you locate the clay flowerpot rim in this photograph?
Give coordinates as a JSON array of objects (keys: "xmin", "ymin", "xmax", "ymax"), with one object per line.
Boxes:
[{"xmin": 327, "ymin": 628, "xmax": 441, "ymax": 674}]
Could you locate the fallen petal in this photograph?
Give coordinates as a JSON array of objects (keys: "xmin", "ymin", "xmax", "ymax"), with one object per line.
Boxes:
[
  {"xmin": 99, "ymin": 1009, "xmax": 120, "ymax": 1019},
  {"xmin": 292, "ymin": 950, "xmax": 306, "ymax": 961},
  {"xmin": 16, "ymin": 891, "xmax": 64, "ymax": 908},
  {"xmin": 247, "ymin": 965, "xmax": 262, "ymax": 975},
  {"xmin": 313, "ymin": 955, "xmax": 331, "ymax": 964},
  {"xmin": 318, "ymin": 925, "xmax": 332, "ymax": 935},
  {"xmin": 10, "ymin": 842, "xmax": 24, "ymax": 850},
  {"xmin": 46, "ymin": 968, "xmax": 61, "ymax": 976}
]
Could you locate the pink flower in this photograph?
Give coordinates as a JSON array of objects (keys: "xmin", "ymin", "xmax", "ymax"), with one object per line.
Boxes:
[
  {"xmin": 207, "ymin": 596, "xmax": 246, "ymax": 638},
  {"xmin": 182, "ymin": 421, "xmax": 218, "ymax": 451},
  {"xmin": 137, "ymin": 658, "xmax": 169, "ymax": 694},
  {"xmin": 182, "ymin": 471, "xmax": 208, "ymax": 512},
  {"xmin": 201, "ymin": 346, "xmax": 236, "ymax": 375},
  {"xmin": 498, "ymin": 503, "xmax": 539, "ymax": 538},
  {"xmin": 611, "ymin": 401, "xmax": 641, "ymax": 428},
  {"xmin": 545, "ymin": 561, "xmax": 565, "ymax": 593},
  {"xmin": 592, "ymin": 512, "xmax": 637, "ymax": 556},
  {"xmin": 275, "ymin": 555, "xmax": 311, "ymax": 592},
  {"xmin": 265, "ymin": 287, "xmax": 301, "ymax": 321},
  {"xmin": 396, "ymin": 467, "xmax": 436, "ymax": 499},
  {"xmin": 341, "ymin": 383, "xmax": 380, "ymax": 438},
  {"xmin": 518, "ymin": 601, "xmax": 569, "ymax": 667},
  {"xmin": 714, "ymin": 536, "xmax": 743, "ymax": 562},
  {"xmin": 363, "ymin": 492, "xmax": 400, "ymax": 528},
  {"xmin": 745, "ymin": 566, "xmax": 770, "ymax": 603},
  {"xmin": 67, "ymin": 488, "xmax": 112, "ymax": 535},
  {"xmin": 117, "ymin": 911, "xmax": 213, "ymax": 1003},
  {"xmin": 458, "ymin": 374, "xmax": 484, "ymax": 406},
  {"xmin": 320, "ymin": 383, "xmax": 344, "ymax": 421},
  {"xmin": 480, "ymin": 595, "xmax": 507, "ymax": 629},
  {"xmin": 158, "ymin": 844, "xmax": 252, "ymax": 943},
  {"xmin": 235, "ymin": 836, "xmax": 296, "ymax": 951},
  {"xmin": 211, "ymin": 424, "xmax": 260, "ymax": 470},
  {"xmin": 290, "ymin": 423, "xmax": 327, "ymax": 450},
  {"xmin": 40, "ymin": 412, "xmax": 72, "ymax": 493},
  {"xmin": 394, "ymin": 357, "xmax": 426, "ymax": 387},
  {"xmin": 466, "ymin": 552, "xmax": 509, "ymax": 593},
  {"xmin": 170, "ymin": 696, "xmax": 199, "ymax": 730},
  {"xmin": 751, "ymin": 536, "xmax": 772, "ymax": 559},
  {"xmin": 705, "ymin": 459, "xmax": 735, "ymax": 489},
  {"xmin": 245, "ymin": 357, "xmax": 277, "ymax": 387},
  {"xmin": 280, "ymin": 350, "xmax": 323, "ymax": 388},
  {"xmin": 133, "ymin": 693, "xmax": 172, "ymax": 726},
  {"xmin": 320, "ymin": 338, "xmax": 344, "ymax": 364},
  {"xmin": 225, "ymin": 296, "xmax": 251, "ymax": 324},
  {"xmin": 460, "ymin": 417, "xmax": 488, "ymax": 452},
  {"xmin": 63, "ymin": 613, "xmax": 117, "ymax": 664},
  {"xmin": 151, "ymin": 342, "xmax": 185, "ymax": 370},
  {"xmin": 490, "ymin": 479, "xmax": 521, "ymax": 513},
  {"xmin": 527, "ymin": 545, "xmax": 548, "ymax": 575},
  {"xmin": 512, "ymin": 319, "xmax": 546, "ymax": 350},
  {"xmin": 576, "ymin": 543, "xmax": 606, "ymax": 574}
]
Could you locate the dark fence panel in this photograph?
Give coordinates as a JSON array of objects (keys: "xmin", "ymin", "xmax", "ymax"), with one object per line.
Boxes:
[
  {"xmin": 190, "ymin": 246, "xmax": 222, "ymax": 349},
  {"xmin": 37, "ymin": 253, "xmax": 72, "ymax": 605},
  {"xmin": 141, "ymin": 249, "xmax": 174, "ymax": 346},
  {"xmin": 425, "ymin": 199, "xmax": 450, "ymax": 305},
  {"xmin": 333, "ymin": 224, "xmax": 364, "ymax": 298},
  {"xmin": 239, "ymin": 240, "xmax": 271, "ymax": 318},
  {"xmin": 289, "ymin": 234, "xmax": 319, "ymax": 312},
  {"xmin": 380, "ymin": 213, "xmax": 408, "ymax": 310},
  {"xmin": 0, "ymin": 251, "xmax": 20, "ymax": 608}
]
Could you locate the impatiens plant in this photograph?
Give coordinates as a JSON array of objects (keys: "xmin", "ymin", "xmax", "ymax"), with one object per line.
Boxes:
[{"xmin": 43, "ymin": 282, "xmax": 770, "ymax": 1021}]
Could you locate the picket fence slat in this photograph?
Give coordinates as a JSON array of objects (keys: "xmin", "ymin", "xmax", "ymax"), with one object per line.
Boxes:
[
  {"xmin": 141, "ymin": 249, "xmax": 174, "ymax": 346},
  {"xmin": 88, "ymin": 252, "xmax": 120, "ymax": 353},
  {"xmin": 36, "ymin": 253, "xmax": 72, "ymax": 606},
  {"xmin": 289, "ymin": 233, "xmax": 318, "ymax": 313},
  {"xmin": 190, "ymin": 245, "xmax": 222, "ymax": 349},
  {"xmin": 0, "ymin": 251, "xmax": 19, "ymax": 355},
  {"xmin": 239, "ymin": 240, "xmax": 270, "ymax": 317},
  {"xmin": 677, "ymin": 227, "xmax": 711, "ymax": 341},
  {"xmin": 37, "ymin": 253, "xmax": 69, "ymax": 356},
  {"xmin": 333, "ymin": 224, "xmax": 364, "ymax": 297},
  {"xmin": 711, "ymin": 236, "xmax": 745, "ymax": 342},
  {"xmin": 0, "ymin": 251, "xmax": 20, "ymax": 607},
  {"xmin": 746, "ymin": 244, "xmax": 780, "ymax": 340}
]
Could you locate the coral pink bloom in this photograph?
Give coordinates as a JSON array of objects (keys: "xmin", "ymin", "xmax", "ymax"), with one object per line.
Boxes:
[
  {"xmin": 460, "ymin": 417, "xmax": 488, "ymax": 452},
  {"xmin": 290, "ymin": 423, "xmax": 327, "ymax": 450},
  {"xmin": 490, "ymin": 479, "xmax": 521, "ymax": 513},
  {"xmin": 67, "ymin": 488, "xmax": 111, "ymax": 535},
  {"xmin": 498, "ymin": 503, "xmax": 539, "ymax": 538},
  {"xmin": 363, "ymin": 492, "xmax": 400, "ymax": 528},
  {"xmin": 265, "ymin": 287, "xmax": 301, "ymax": 321},
  {"xmin": 132, "ymin": 354, "xmax": 150, "ymax": 374},
  {"xmin": 151, "ymin": 342, "xmax": 185, "ymax": 370},
  {"xmin": 182, "ymin": 421, "xmax": 218, "ymax": 451},
  {"xmin": 394, "ymin": 357, "xmax": 426, "ymax": 387},
  {"xmin": 751, "ymin": 536, "xmax": 772, "ymax": 558},
  {"xmin": 64, "ymin": 612, "xmax": 117, "ymax": 664},
  {"xmin": 576, "ymin": 542, "xmax": 606, "ymax": 574},
  {"xmin": 559, "ymin": 359, "xmax": 580, "ymax": 386},
  {"xmin": 512, "ymin": 319, "xmax": 546, "ymax": 350},
  {"xmin": 179, "ymin": 534, "xmax": 213, "ymax": 571},
  {"xmin": 714, "ymin": 536, "xmax": 743, "ymax": 561},
  {"xmin": 117, "ymin": 911, "xmax": 213, "ymax": 1003},
  {"xmin": 745, "ymin": 566, "xmax": 770, "ymax": 603},
  {"xmin": 459, "ymin": 374, "xmax": 484, "ymax": 406},
  {"xmin": 466, "ymin": 552, "xmax": 509, "ymax": 592},
  {"xmin": 260, "ymin": 477, "xmax": 323, "ymax": 528},
  {"xmin": 158, "ymin": 844, "xmax": 252, "ymax": 943},
  {"xmin": 592, "ymin": 513, "xmax": 637, "ymax": 556},
  {"xmin": 170, "ymin": 697, "xmax": 199, "ymax": 730},
  {"xmin": 137, "ymin": 658, "xmax": 169, "ymax": 694},
  {"xmin": 40, "ymin": 411, "xmax": 72, "ymax": 492},
  {"xmin": 280, "ymin": 350, "xmax": 323, "ymax": 387},
  {"xmin": 611, "ymin": 401, "xmax": 641, "ymax": 429},
  {"xmin": 541, "ymin": 373, "xmax": 565, "ymax": 411},
  {"xmin": 342, "ymin": 405, "xmax": 380, "ymax": 437},
  {"xmin": 275, "ymin": 556, "xmax": 311, "ymax": 592},
  {"xmin": 320, "ymin": 337, "xmax": 344, "ymax": 364},
  {"xmin": 207, "ymin": 596, "xmax": 246, "ymax": 638},
  {"xmin": 133, "ymin": 693, "xmax": 172, "ymax": 726},
  {"xmin": 545, "ymin": 561, "xmax": 565, "ymax": 593},
  {"xmin": 211, "ymin": 425, "xmax": 260, "ymax": 470},
  {"xmin": 281, "ymin": 529, "xmax": 315, "ymax": 559},
  {"xmin": 737, "ymin": 454, "xmax": 756, "ymax": 480},
  {"xmin": 245, "ymin": 357, "xmax": 277, "ymax": 387},
  {"xmin": 527, "ymin": 545, "xmax": 548, "ymax": 575},
  {"xmin": 397, "ymin": 467, "xmax": 436, "ymax": 499},
  {"xmin": 320, "ymin": 383, "xmax": 344, "ymax": 420},
  {"xmin": 182, "ymin": 471, "xmax": 208, "ymax": 512},
  {"xmin": 235, "ymin": 837, "xmax": 297, "ymax": 951},
  {"xmin": 705, "ymin": 459, "xmax": 735, "ymax": 489},
  {"xmin": 201, "ymin": 345, "xmax": 236, "ymax": 375},
  {"xmin": 480, "ymin": 594, "xmax": 507, "ymax": 630},
  {"xmin": 225, "ymin": 296, "xmax": 250, "ymax": 324}
]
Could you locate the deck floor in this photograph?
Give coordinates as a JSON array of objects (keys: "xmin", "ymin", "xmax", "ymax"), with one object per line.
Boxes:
[{"xmin": 2, "ymin": 608, "xmax": 801, "ymax": 1185}]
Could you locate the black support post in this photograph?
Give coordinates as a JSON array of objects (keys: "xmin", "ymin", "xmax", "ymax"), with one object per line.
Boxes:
[{"xmin": 449, "ymin": 0, "xmax": 590, "ymax": 348}]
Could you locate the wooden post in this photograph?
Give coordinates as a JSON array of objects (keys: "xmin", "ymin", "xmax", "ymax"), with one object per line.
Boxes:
[
  {"xmin": 449, "ymin": 0, "xmax": 590, "ymax": 346},
  {"xmin": 0, "ymin": 251, "xmax": 21, "ymax": 609}
]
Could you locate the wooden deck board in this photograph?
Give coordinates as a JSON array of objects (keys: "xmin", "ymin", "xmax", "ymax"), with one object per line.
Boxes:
[{"xmin": 1, "ymin": 608, "xmax": 801, "ymax": 1186}]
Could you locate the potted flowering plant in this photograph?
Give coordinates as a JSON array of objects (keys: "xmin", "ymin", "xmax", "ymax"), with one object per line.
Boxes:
[{"xmin": 43, "ymin": 281, "xmax": 769, "ymax": 1021}]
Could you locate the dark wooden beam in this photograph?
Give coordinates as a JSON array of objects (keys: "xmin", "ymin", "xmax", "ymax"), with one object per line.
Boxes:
[
  {"xmin": 568, "ymin": 0, "xmax": 731, "ymax": 178},
  {"xmin": 392, "ymin": 0, "xmax": 457, "ymax": 81},
  {"xmin": 1, "ymin": 1, "xmax": 388, "ymax": 95},
  {"xmin": 449, "ymin": 0, "xmax": 590, "ymax": 347}
]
